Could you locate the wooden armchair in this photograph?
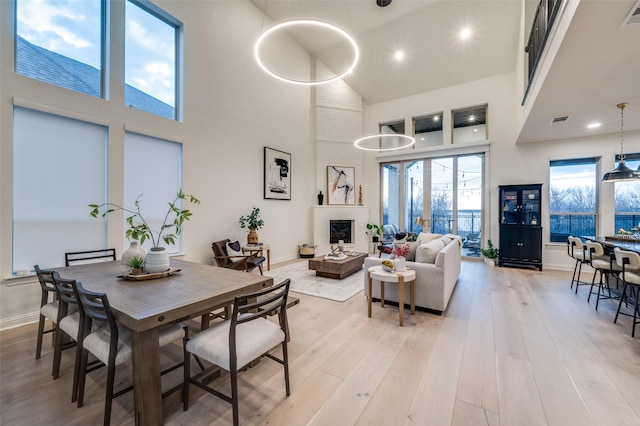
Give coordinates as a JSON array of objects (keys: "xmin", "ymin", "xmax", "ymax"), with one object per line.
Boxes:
[{"xmin": 212, "ymin": 239, "xmax": 265, "ymax": 275}]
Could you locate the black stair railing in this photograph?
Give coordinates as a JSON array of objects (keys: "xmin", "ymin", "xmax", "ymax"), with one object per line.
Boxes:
[{"xmin": 522, "ymin": 0, "xmax": 563, "ymax": 104}]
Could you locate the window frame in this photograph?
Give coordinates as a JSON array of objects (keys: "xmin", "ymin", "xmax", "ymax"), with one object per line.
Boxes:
[
  {"xmin": 549, "ymin": 157, "xmax": 599, "ymax": 243},
  {"xmin": 125, "ymin": 0, "xmax": 183, "ymax": 121}
]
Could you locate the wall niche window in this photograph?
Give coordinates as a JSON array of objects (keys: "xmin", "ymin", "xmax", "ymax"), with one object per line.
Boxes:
[
  {"xmin": 452, "ymin": 104, "xmax": 487, "ymax": 143},
  {"xmin": 413, "ymin": 113, "xmax": 443, "ymax": 149}
]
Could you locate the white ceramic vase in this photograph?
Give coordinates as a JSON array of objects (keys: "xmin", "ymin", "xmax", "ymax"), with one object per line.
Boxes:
[
  {"xmin": 145, "ymin": 247, "xmax": 170, "ymax": 273},
  {"xmin": 393, "ymin": 256, "xmax": 407, "ymax": 272},
  {"xmin": 121, "ymin": 241, "xmax": 146, "ymax": 265}
]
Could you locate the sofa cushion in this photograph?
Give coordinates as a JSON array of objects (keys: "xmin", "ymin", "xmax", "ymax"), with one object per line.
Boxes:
[
  {"xmin": 415, "ymin": 239, "xmax": 445, "ymax": 264},
  {"xmin": 416, "ymin": 232, "xmax": 441, "ymax": 244}
]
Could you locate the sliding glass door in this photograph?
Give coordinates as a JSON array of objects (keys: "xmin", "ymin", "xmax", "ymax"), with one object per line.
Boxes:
[{"xmin": 380, "ymin": 153, "xmax": 484, "ymax": 257}]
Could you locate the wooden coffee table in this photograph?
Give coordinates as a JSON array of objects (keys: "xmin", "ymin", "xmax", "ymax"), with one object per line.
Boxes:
[{"xmin": 308, "ymin": 252, "xmax": 368, "ymax": 279}]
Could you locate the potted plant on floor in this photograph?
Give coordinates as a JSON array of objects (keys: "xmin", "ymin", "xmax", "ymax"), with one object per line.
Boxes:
[
  {"xmin": 239, "ymin": 207, "xmax": 264, "ymax": 244},
  {"xmin": 89, "ymin": 189, "xmax": 200, "ymax": 273},
  {"xmin": 480, "ymin": 239, "xmax": 499, "ymax": 267}
]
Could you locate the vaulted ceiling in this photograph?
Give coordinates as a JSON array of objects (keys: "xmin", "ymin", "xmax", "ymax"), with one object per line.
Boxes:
[{"xmin": 252, "ymin": 0, "xmax": 640, "ymax": 144}]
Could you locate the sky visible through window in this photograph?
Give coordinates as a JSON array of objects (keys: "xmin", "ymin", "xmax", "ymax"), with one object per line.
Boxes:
[
  {"xmin": 125, "ymin": 0, "xmax": 175, "ymax": 107},
  {"xmin": 16, "ymin": 0, "xmax": 101, "ymax": 67},
  {"xmin": 16, "ymin": 0, "xmax": 175, "ymax": 107}
]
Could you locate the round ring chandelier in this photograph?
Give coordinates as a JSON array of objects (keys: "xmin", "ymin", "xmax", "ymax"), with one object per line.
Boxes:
[
  {"xmin": 254, "ymin": 19, "xmax": 359, "ymax": 86},
  {"xmin": 353, "ymin": 134, "xmax": 416, "ymax": 151}
]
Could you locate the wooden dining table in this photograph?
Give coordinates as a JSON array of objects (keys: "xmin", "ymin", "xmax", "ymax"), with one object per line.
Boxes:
[{"xmin": 55, "ymin": 259, "xmax": 273, "ymax": 426}]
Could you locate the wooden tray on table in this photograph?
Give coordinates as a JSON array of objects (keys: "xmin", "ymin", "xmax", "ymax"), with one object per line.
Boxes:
[{"xmin": 117, "ymin": 267, "xmax": 182, "ymax": 281}]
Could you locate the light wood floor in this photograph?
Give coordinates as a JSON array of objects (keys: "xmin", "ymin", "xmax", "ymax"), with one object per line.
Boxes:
[{"xmin": 3, "ymin": 260, "xmax": 640, "ymax": 425}]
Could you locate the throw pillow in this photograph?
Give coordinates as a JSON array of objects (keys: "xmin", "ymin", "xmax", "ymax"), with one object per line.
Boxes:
[
  {"xmin": 415, "ymin": 239, "xmax": 445, "ymax": 264},
  {"xmin": 440, "ymin": 235, "xmax": 452, "ymax": 245},
  {"xmin": 226, "ymin": 240, "xmax": 244, "ymax": 260},
  {"xmin": 406, "ymin": 241, "xmax": 420, "ymax": 261},
  {"xmin": 416, "ymin": 232, "xmax": 441, "ymax": 244}
]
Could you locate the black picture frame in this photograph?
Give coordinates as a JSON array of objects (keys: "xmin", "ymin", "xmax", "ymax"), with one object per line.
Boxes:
[{"xmin": 264, "ymin": 147, "xmax": 291, "ymax": 200}]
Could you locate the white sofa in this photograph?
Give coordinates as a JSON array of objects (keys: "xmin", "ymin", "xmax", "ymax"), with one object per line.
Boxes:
[{"xmin": 363, "ymin": 233, "xmax": 462, "ymax": 315}]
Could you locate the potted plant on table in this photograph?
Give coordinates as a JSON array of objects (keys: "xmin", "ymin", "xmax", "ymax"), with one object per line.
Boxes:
[
  {"xmin": 128, "ymin": 256, "xmax": 145, "ymax": 275},
  {"xmin": 480, "ymin": 239, "xmax": 499, "ymax": 267},
  {"xmin": 239, "ymin": 207, "xmax": 264, "ymax": 244},
  {"xmin": 89, "ymin": 189, "xmax": 200, "ymax": 273}
]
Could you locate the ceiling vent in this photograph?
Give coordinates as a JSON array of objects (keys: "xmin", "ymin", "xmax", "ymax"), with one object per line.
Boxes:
[
  {"xmin": 551, "ymin": 115, "xmax": 571, "ymax": 124},
  {"xmin": 623, "ymin": 0, "xmax": 640, "ymax": 26}
]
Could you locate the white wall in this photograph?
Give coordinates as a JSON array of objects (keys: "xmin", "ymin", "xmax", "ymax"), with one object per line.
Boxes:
[{"xmin": 0, "ymin": 1, "xmax": 315, "ymax": 328}]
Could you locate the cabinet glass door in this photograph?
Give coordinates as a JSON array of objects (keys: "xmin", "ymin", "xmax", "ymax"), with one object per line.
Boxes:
[
  {"xmin": 522, "ymin": 188, "xmax": 540, "ymax": 225},
  {"xmin": 502, "ymin": 190, "xmax": 519, "ymax": 224}
]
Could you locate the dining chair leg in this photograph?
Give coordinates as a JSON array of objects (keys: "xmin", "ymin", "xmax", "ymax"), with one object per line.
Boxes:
[
  {"xmin": 71, "ymin": 341, "xmax": 82, "ymax": 402},
  {"xmin": 52, "ymin": 326, "xmax": 65, "ymax": 379},
  {"xmin": 231, "ymin": 368, "xmax": 240, "ymax": 426},
  {"xmin": 35, "ymin": 315, "xmax": 47, "ymax": 360},
  {"xmin": 77, "ymin": 346, "xmax": 89, "ymax": 407},
  {"xmin": 282, "ymin": 341, "xmax": 290, "ymax": 396},
  {"xmin": 183, "ymin": 336, "xmax": 191, "ymax": 411},
  {"xmin": 103, "ymin": 363, "xmax": 116, "ymax": 426}
]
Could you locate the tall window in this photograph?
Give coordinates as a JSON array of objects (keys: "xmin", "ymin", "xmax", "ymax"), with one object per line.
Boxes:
[
  {"xmin": 15, "ymin": 0, "xmax": 104, "ymax": 98},
  {"xmin": 12, "ymin": 107, "xmax": 107, "ymax": 271},
  {"xmin": 413, "ymin": 113, "xmax": 443, "ymax": 149},
  {"xmin": 614, "ymin": 153, "xmax": 640, "ymax": 233},
  {"xmin": 124, "ymin": 133, "xmax": 183, "ymax": 253},
  {"xmin": 381, "ymin": 154, "xmax": 485, "ymax": 257},
  {"xmin": 549, "ymin": 158, "xmax": 598, "ymax": 242},
  {"xmin": 405, "ymin": 161, "xmax": 423, "ymax": 234},
  {"xmin": 452, "ymin": 105, "xmax": 487, "ymax": 143},
  {"xmin": 125, "ymin": 0, "xmax": 180, "ymax": 120}
]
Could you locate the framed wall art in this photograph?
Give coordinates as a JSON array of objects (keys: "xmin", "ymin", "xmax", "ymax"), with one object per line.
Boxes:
[
  {"xmin": 327, "ymin": 165, "xmax": 355, "ymax": 205},
  {"xmin": 264, "ymin": 147, "xmax": 291, "ymax": 200}
]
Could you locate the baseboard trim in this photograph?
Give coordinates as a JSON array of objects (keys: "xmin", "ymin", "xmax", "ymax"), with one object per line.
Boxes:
[{"xmin": 0, "ymin": 312, "xmax": 38, "ymax": 331}]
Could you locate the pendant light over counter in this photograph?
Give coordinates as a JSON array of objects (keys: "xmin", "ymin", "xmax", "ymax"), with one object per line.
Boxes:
[{"xmin": 602, "ymin": 102, "xmax": 639, "ymax": 183}]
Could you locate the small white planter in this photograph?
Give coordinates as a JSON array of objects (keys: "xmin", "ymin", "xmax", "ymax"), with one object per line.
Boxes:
[{"xmin": 484, "ymin": 257, "xmax": 496, "ymax": 267}]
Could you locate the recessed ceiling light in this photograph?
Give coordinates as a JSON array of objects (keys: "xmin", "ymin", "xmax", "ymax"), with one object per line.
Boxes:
[
  {"xmin": 460, "ymin": 27, "xmax": 472, "ymax": 40},
  {"xmin": 468, "ymin": 115, "xmax": 475, "ymax": 122},
  {"xmin": 587, "ymin": 122, "xmax": 601, "ymax": 129},
  {"xmin": 473, "ymin": 129, "xmax": 478, "ymax": 132},
  {"xmin": 433, "ymin": 116, "xmax": 439, "ymax": 121},
  {"xmin": 394, "ymin": 50, "xmax": 404, "ymax": 61},
  {"xmin": 420, "ymin": 137, "xmax": 425, "ymax": 141}
]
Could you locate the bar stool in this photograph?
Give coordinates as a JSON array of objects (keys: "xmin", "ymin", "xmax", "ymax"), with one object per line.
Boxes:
[
  {"xmin": 585, "ymin": 241, "xmax": 621, "ymax": 310},
  {"xmin": 568, "ymin": 236, "xmax": 590, "ymax": 293},
  {"xmin": 613, "ymin": 248, "xmax": 640, "ymax": 337}
]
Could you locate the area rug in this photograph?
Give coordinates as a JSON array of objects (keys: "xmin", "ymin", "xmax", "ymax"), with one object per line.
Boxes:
[{"xmin": 264, "ymin": 261, "xmax": 364, "ymax": 302}]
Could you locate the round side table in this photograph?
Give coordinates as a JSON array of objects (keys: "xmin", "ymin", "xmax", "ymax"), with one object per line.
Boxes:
[{"xmin": 367, "ymin": 265, "xmax": 416, "ymax": 326}]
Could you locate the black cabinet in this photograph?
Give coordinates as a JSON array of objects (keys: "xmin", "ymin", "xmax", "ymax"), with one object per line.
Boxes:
[{"xmin": 498, "ymin": 184, "xmax": 543, "ymax": 270}]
